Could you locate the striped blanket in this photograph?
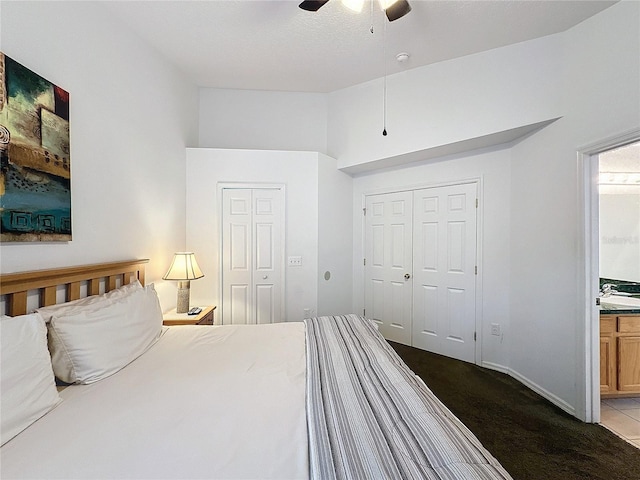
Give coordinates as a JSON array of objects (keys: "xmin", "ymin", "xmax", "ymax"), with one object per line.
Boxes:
[{"xmin": 305, "ymin": 314, "xmax": 512, "ymax": 480}]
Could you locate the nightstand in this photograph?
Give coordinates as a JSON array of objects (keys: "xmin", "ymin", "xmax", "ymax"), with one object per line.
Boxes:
[{"xmin": 162, "ymin": 306, "xmax": 216, "ymax": 326}]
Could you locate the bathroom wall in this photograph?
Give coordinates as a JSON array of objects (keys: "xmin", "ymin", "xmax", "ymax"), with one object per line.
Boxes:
[{"xmin": 600, "ymin": 192, "xmax": 640, "ymax": 283}]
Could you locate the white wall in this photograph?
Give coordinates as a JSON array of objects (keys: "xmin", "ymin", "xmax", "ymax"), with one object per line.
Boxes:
[
  {"xmin": 328, "ymin": 34, "xmax": 563, "ymax": 171},
  {"xmin": 352, "ymin": 148, "xmax": 512, "ymax": 368},
  {"xmin": 185, "ymin": 148, "xmax": 322, "ymax": 322},
  {"xmin": 508, "ymin": 0, "xmax": 639, "ymax": 415},
  {"xmin": 318, "ymin": 153, "xmax": 353, "ymax": 316},
  {"xmin": 199, "ymin": 88, "xmax": 328, "ymax": 153},
  {"xmin": 0, "ymin": 1, "xmax": 199, "ymax": 308},
  {"xmin": 600, "ymin": 193, "xmax": 640, "ymax": 283}
]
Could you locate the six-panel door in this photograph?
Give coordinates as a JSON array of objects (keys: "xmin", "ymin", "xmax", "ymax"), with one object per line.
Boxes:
[
  {"xmin": 364, "ymin": 191, "xmax": 413, "ymax": 345},
  {"xmin": 364, "ymin": 182, "xmax": 478, "ymax": 362},
  {"xmin": 412, "ymin": 183, "xmax": 478, "ymax": 362},
  {"xmin": 222, "ymin": 188, "xmax": 283, "ymax": 325}
]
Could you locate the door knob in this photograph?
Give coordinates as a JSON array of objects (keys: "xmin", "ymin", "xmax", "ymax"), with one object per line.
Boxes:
[
  {"xmin": 263, "ymin": 275, "xmax": 268, "ymax": 279},
  {"xmin": 404, "ymin": 273, "xmax": 411, "ymax": 280}
]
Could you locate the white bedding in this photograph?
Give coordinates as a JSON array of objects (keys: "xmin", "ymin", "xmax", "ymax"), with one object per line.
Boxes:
[{"xmin": 0, "ymin": 323, "xmax": 308, "ymax": 480}]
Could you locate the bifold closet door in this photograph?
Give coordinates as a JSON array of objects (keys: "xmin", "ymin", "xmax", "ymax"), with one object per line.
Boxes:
[{"xmin": 221, "ymin": 188, "xmax": 283, "ymax": 325}]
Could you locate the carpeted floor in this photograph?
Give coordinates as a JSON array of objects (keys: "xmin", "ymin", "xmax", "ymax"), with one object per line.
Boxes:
[{"xmin": 389, "ymin": 341, "xmax": 640, "ymax": 480}]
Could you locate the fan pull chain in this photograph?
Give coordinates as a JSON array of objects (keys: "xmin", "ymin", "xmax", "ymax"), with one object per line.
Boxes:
[
  {"xmin": 370, "ymin": 0, "xmax": 374, "ymax": 33},
  {"xmin": 382, "ymin": 15, "xmax": 388, "ymax": 136}
]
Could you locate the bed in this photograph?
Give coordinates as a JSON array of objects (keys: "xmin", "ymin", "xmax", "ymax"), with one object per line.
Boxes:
[{"xmin": 0, "ymin": 260, "xmax": 511, "ymax": 479}]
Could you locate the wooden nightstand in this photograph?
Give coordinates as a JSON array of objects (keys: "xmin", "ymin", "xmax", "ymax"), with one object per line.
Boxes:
[{"xmin": 163, "ymin": 306, "xmax": 216, "ymax": 326}]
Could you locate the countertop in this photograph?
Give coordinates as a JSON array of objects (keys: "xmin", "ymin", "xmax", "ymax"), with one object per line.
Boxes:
[
  {"xmin": 599, "ymin": 307, "xmax": 640, "ymax": 315},
  {"xmin": 599, "ymin": 299, "xmax": 640, "ymax": 315}
]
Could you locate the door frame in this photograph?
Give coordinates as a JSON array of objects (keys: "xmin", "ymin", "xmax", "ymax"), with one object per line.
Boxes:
[
  {"xmin": 361, "ymin": 176, "xmax": 483, "ymax": 365},
  {"xmin": 218, "ymin": 182, "xmax": 287, "ymax": 325},
  {"xmin": 576, "ymin": 128, "xmax": 639, "ymax": 422}
]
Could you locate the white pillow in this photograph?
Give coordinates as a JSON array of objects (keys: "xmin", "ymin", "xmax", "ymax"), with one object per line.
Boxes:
[
  {"xmin": 47, "ymin": 284, "xmax": 163, "ymax": 384},
  {"xmin": 36, "ymin": 280, "xmax": 143, "ymax": 323},
  {"xmin": 1, "ymin": 314, "xmax": 61, "ymax": 446}
]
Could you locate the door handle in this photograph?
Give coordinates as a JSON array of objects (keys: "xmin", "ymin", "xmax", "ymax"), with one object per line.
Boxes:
[
  {"xmin": 404, "ymin": 273, "xmax": 411, "ymax": 280},
  {"xmin": 263, "ymin": 275, "xmax": 269, "ymax": 279}
]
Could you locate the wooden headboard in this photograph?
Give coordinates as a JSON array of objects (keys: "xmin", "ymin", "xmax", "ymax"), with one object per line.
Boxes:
[{"xmin": 0, "ymin": 259, "xmax": 148, "ymax": 316}]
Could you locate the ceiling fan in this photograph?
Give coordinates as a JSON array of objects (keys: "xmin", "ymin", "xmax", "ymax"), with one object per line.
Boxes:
[{"xmin": 299, "ymin": 0, "xmax": 412, "ymax": 22}]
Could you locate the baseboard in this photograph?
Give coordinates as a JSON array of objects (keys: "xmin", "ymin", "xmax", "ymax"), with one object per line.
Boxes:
[
  {"xmin": 481, "ymin": 361, "xmax": 576, "ymax": 417},
  {"xmin": 481, "ymin": 361, "xmax": 510, "ymax": 375}
]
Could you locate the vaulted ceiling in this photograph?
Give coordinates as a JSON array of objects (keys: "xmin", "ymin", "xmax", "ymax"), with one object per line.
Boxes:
[{"xmin": 103, "ymin": 0, "xmax": 617, "ymax": 93}]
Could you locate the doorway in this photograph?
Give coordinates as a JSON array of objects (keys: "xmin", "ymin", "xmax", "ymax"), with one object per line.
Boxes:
[
  {"xmin": 364, "ymin": 181, "xmax": 478, "ymax": 363},
  {"xmin": 597, "ymin": 141, "xmax": 640, "ymax": 441},
  {"xmin": 220, "ymin": 186, "xmax": 285, "ymax": 325},
  {"xmin": 578, "ymin": 130, "xmax": 640, "ymax": 423}
]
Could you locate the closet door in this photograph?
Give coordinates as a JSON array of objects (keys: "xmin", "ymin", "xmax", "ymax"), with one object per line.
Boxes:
[
  {"xmin": 221, "ymin": 188, "xmax": 284, "ymax": 325},
  {"xmin": 364, "ymin": 191, "xmax": 414, "ymax": 345},
  {"xmin": 412, "ymin": 183, "xmax": 477, "ymax": 362},
  {"xmin": 253, "ymin": 189, "xmax": 283, "ymax": 324},
  {"xmin": 363, "ymin": 183, "xmax": 478, "ymax": 362}
]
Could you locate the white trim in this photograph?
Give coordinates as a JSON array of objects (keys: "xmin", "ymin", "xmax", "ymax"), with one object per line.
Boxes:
[
  {"xmin": 481, "ymin": 361, "xmax": 510, "ymax": 375},
  {"xmin": 509, "ymin": 367, "xmax": 577, "ymax": 416},
  {"xmin": 481, "ymin": 361, "xmax": 576, "ymax": 415},
  {"xmin": 361, "ymin": 177, "xmax": 484, "ymax": 366},
  {"xmin": 217, "ymin": 182, "xmax": 286, "ymax": 190},
  {"xmin": 576, "ymin": 127, "xmax": 640, "ymax": 423},
  {"xmin": 475, "ymin": 177, "xmax": 484, "ymax": 366},
  {"xmin": 217, "ymin": 182, "xmax": 287, "ymax": 325}
]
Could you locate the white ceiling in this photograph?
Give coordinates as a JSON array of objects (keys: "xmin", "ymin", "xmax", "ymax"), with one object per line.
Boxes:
[{"xmin": 103, "ymin": 0, "xmax": 618, "ymax": 93}]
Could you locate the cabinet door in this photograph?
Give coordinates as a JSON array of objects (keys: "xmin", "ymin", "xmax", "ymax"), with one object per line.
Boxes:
[
  {"xmin": 618, "ymin": 336, "xmax": 640, "ymax": 392},
  {"xmin": 600, "ymin": 315, "xmax": 617, "ymax": 394},
  {"xmin": 600, "ymin": 335, "xmax": 616, "ymax": 394}
]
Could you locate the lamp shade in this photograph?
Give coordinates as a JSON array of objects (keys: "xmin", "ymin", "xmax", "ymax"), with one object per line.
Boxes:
[{"xmin": 163, "ymin": 252, "xmax": 204, "ymax": 281}]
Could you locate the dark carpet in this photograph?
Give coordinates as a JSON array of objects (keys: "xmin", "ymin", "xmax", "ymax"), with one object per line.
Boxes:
[{"xmin": 389, "ymin": 341, "xmax": 640, "ymax": 480}]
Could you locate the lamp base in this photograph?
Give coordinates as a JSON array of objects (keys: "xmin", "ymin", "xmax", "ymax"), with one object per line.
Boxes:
[{"xmin": 176, "ymin": 280, "xmax": 191, "ymax": 314}]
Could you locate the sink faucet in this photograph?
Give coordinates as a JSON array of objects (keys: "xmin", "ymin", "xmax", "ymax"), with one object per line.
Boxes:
[{"xmin": 600, "ymin": 283, "xmax": 618, "ymax": 297}]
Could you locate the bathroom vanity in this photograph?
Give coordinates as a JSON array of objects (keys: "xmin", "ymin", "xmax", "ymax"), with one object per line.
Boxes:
[{"xmin": 600, "ymin": 312, "xmax": 640, "ymax": 397}]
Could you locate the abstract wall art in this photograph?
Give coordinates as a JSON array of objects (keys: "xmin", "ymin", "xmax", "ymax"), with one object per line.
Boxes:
[{"xmin": 0, "ymin": 52, "xmax": 71, "ymax": 242}]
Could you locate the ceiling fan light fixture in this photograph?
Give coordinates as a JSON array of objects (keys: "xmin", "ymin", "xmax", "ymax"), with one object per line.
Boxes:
[
  {"xmin": 378, "ymin": 0, "xmax": 399, "ymax": 10},
  {"xmin": 385, "ymin": 0, "xmax": 411, "ymax": 21},
  {"xmin": 342, "ymin": 0, "xmax": 364, "ymax": 12},
  {"xmin": 299, "ymin": 0, "xmax": 411, "ymax": 22},
  {"xmin": 299, "ymin": 0, "xmax": 330, "ymax": 12}
]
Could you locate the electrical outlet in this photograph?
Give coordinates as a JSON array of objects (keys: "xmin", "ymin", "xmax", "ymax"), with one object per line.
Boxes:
[
  {"xmin": 288, "ymin": 256, "xmax": 302, "ymax": 266},
  {"xmin": 490, "ymin": 323, "xmax": 501, "ymax": 336}
]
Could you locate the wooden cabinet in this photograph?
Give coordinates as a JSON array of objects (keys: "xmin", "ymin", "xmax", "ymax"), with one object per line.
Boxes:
[
  {"xmin": 163, "ymin": 306, "xmax": 216, "ymax": 326},
  {"xmin": 600, "ymin": 314, "xmax": 640, "ymax": 397},
  {"xmin": 600, "ymin": 316, "xmax": 616, "ymax": 394}
]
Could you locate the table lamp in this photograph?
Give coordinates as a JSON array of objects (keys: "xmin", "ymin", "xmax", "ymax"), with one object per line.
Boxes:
[{"xmin": 163, "ymin": 252, "xmax": 204, "ymax": 313}]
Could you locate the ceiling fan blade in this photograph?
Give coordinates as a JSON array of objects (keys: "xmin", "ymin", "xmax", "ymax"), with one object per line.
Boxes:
[
  {"xmin": 299, "ymin": 0, "xmax": 330, "ymax": 12},
  {"xmin": 385, "ymin": 0, "xmax": 411, "ymax": 21}
]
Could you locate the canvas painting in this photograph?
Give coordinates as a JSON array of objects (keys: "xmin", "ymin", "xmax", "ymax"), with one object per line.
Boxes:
[{"xmin": 0, "ymin": 52, "xmax": 71, "ymax": 242}]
